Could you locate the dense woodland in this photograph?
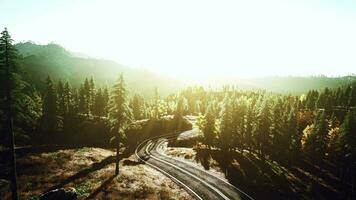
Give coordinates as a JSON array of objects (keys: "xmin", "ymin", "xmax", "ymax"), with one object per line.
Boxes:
[{"xmin": 1, "ymin": 28, "xmax": 356, "ymax": 199}]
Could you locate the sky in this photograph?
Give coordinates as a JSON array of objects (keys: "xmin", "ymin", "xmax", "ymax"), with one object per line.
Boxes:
[{"xmin": 1, "ymin": 0, "xmax": 356, "ymax": 79}]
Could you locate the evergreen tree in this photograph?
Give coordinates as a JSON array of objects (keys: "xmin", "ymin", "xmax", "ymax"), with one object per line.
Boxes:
[
  {"xmin": 245, "ymin": 99, "xmax": 255, "ymax": 151},
  {"xmin": 219, "ymin": 96, "xmax": 233, "ymax": 151},
  {"xmin": 78, "ymin": 84, "xmax": 86, "ymax": 114},
  {"xmin": 41, "ymin": 76, "xmax": 58, "ymax": 134},
  {"xmin": 336, "ymin": 110, "xmax": 356, "ymax": 163},
  {"xmin": 231, "ymin": 97, "xmax": 247, "ymax": 151},
  {"xmin": 57, "ymin": 80, "xmax": 65, "ymax": 117},
  {"xmin": 270, "ymin": 98, "xmax": 285, "ymax": 160},
  {"xmin": 0, "ymin": 27, "xmax": 19, "ymax": 200},
  {"xmin": 304, "ymin": 110, "xmax": 329, "ymax": 161},
  {"xmin": 305, "ymin": 90, "xmax": 319, "ymax": 110},
  {"xmin": 342, "ymin": 86, "xmax": 352, "ymax": 107},
  {"xmin": 70, "ymin": 87, "xmax": 79, "ymax": 114},
  {"xmin": 103, "ymin": 87, "xmax": 110, "ymax": 117},
  {"xmin": 175, "ymin": 96, "xmax": 186, "ymax": 117},
  {"xmin": 0, "ymin": 28, "xmax": 39, "ymax": 140},
  {"xmin": 109, "ymin": 74, "xmax": 132, "ymax": 175},
  {"xmin": 198, "ymin": 104, "xmax": 216, "ymax": 149},
  {"xmin": 152, "ymin": 88, "xmax": 163, "ymax": 119},
  {"xmin": 348, "ymin": 85, "xmax": 356, "ymax": 107},
  {"xmin": 254, "ymin": 98, "xmax": 272, "ymax": 157},
  {"xmin": 83, "ymin": 78, "xmax": 90, "ymax": 115},
  {"xmin": 63, "ymin": 81, "xmax": 72, "ymax": 114},
  {"xmin": 286, "ymin": 107, "xmax": 300, "ymax": 165},
  {"xmin": 130, "ymin": 93, "xmax": 145, "ymax": 120},
  {"xmin": 93, "ymin": 88, "xmax": 105, "ymax": 117},
  {"xmin": 89, "ymin": 77, "xmax": 95, "ymax": 114}
]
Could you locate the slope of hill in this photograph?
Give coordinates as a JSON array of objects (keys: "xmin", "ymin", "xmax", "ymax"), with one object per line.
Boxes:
[
  {"xmin": 247, "ymin": 75, "xmax": 356, "ymax": 94},
  {"xmin": 15, "ymin": 42, "xmax": 185, "ymax": 96},
  {"xmin": 15, "ymin": 42, "xmax": 355, "ymax": 95}
]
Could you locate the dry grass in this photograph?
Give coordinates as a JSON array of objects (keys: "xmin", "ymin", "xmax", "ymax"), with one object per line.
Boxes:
[{"xmin": 1, "ymin": 148, "xmax": 192, "ymax": 200}]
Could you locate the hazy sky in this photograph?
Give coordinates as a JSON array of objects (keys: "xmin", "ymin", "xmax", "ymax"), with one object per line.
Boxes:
[{"xmin": 1, "ymin": 0, "xmax": 356, "ymax": 79}]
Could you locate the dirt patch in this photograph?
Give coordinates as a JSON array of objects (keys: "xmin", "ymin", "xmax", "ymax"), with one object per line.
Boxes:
[{"xmin": 0, "ymin": 148, "xmax": 192, "ymax": 200}]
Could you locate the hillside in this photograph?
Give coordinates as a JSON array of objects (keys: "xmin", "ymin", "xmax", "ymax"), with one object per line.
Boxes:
[
  {"xmin": 246, "ymin": 75, "xmax": 356, "ymax": 94},
  {"xmin": 15, "ymin": 42, "xmax": 185, "ymax": 96},
  {"xmin": 15, "ymin": 42, "xmax": 355, "ymax": 95}
]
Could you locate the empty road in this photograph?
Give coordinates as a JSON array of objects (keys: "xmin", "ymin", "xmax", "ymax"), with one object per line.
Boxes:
[{"xmin": 135, "ymin": 133, "xmax": 254, "ymax": 200}]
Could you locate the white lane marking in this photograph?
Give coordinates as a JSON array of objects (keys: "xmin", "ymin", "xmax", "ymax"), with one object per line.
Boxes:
[
  {"xmin": 135, "ymin": 140, "xmax": 203, "ymax": 200},
  {"xmin": 146, "ymin": 141, "xmax": 232, "ymax": 200},
  {"xmin": 157, "ymin": 139, "xmax": 254, "ymax": 200}
]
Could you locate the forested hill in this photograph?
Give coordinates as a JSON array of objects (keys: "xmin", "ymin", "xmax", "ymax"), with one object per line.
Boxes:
[
  {"xmin": 245, "ymin": 75, "xmax": 356, "ymax": 94},
  {"xmin": 15, "ymin": 42, "xmax": 355, "ymax": 95},
  {"xmin": 15, "ymin": 42, "xmax": 185, "ymax": 96}
]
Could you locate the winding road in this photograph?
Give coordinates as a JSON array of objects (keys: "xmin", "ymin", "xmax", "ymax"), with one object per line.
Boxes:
[{"xmin": 135, "ymin": 133, "xmax": 254, "ymax": 200}]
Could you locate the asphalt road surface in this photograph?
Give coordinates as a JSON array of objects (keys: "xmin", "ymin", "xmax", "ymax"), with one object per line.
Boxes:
[{"xmin": 135, "ymin": 133, "xmax": 254, "ymax": 200}]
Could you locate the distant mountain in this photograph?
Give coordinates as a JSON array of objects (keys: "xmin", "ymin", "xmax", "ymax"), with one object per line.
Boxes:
[
  {"xmin": 15, "ymin": 42, "xmax": 355, "ymax": 96},
  {"xmin": 189, "ymin": 75, "xmax": 356, "ymax": 94},
  {"xmin": 15, "ymin": 42, "xmax": 185, "ymax": 96},
  {"xmin": 246, "ymin": 75, "xmax": 356, "ymax": 94}
]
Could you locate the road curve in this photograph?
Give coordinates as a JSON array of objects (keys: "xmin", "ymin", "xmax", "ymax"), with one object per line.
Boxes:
[{"xmin": 135, "ymin": 133, "xmax": 254, "ymax": 200}]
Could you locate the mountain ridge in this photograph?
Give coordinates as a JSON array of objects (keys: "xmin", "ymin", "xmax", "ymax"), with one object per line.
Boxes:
[{"xmin": 15, "ymin": 42, "xmax": 356, "ymax": 95}]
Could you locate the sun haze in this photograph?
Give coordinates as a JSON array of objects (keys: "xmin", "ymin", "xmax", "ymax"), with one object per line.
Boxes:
[{"xmin": 1, "ymin": 0, "xmax": 356, "ymax": 79}]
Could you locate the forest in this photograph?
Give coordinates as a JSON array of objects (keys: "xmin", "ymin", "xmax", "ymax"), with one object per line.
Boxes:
[{"xmin": 1, "ymin": 27, "xmax": 356, "ymax": 200}]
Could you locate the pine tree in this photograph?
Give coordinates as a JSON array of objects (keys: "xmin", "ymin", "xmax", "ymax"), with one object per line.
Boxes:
[
  {"xmin": 219, "ymin": 96, "xmax": 233, "ymax": 151},
  {"xmin": 0, "ymin": 27, "xmax": 19, "ymax": 200},
  {"xmin": 78, "ymin": 84, "xmax": 86, "ymax": 114},
  {"xmin": 89, "ymin": 77, "xmax": 95, "ymax": 114},
  {"xmin": 245, "ymin": 100, "xmax": 255, "ymax": 151},
  {"xmin": 152, "ymin": 88, "xmax": 162, "ymax": 119},
  {"xmin": 93, "ymin": 88, "xmax": 105, "ymax": 117},
  {"xmin": 348, "ymin": 85, "xmax": 356, "ymax": 107},
  {"xmin": 130, "ymin": 93, "xmax": 145, "ymax": 120},
  {"xmin": 305, "ymin": 90, "xmax": 319, "ymax": 110},
  {"xmin": 0, "ymin": 28, "xmax": 38, "ymax": 138},
  {"xmin": 231, "ymin": 97, "xmax": 247, "ymax": 151},
  {"xmin": 336, "ymin": 110, "xmax": 356, "ymax": 163},
  {"xmin": 70, "ymin": 87, "xmax": 79, "ymax": 114},
  {"xmin": 175, "ymin": 96, "xmax": 183, "ymax": 117},
  {"xmin": 63, "ymin": 81, "xmax": 72, "ymax": 114},
  {"xmin": 57, "ymin": 80, "xmax": 65, "ymax": 117},
  {"xmin": 254, "ymin": 98, "xmax": 272, "ymax": 157},
  {"xmin": 270, "ymin": 98, "xmax": 285, "ymax": 160},
  {"xmin": 304, "ymin": 110, "xmax": 329, "ymax": 161},
  {"xmin": 342, "ymin": 86, "xmax": 352, "ymax": 107},
  {"xmin": 83, "ymin": 78, "xmax": 90, "ymax": 115},
  {"xmin": 286, "ymin": 107, "xmax": 300, "ymax": 165},
  {"xmin": 109, "ymin": 74, "xmax": 132, "ymax": 175},
  {"xmin": 198, "ymin": 104, "xmax": 216, "ymax": 149},
  {"xmin": 103, "ymin": 87, "xmax": 110, "ymax": 117},
  {"xmin": 41, "ymin": 76, "xmax": 58, "ymax": 134}
]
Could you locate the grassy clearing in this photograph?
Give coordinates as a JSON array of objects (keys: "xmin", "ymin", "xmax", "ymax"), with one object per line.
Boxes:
[{"xmin": 0, "ymin": 148, "xmax": 192, "ymax": 200}]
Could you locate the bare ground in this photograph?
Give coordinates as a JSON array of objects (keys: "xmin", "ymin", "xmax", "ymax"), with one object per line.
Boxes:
[{"xmin": 1, "ymin": 148, "xmax": 192, "ymax": 200}]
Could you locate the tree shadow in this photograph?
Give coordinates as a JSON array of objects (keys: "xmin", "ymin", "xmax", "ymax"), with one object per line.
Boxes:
[
  {"xmin": 85, "ymin": 175, "xmax": 116, "ymax": 199},
  {"xmin": 195, "ymin": 149, "xmax": 211, "ymax": 170},
  {"xmin": 288, "ymin": 159, "xmax": 348, "ymax": 199},
  {"xmin": 194, "ymin": 148, "xmax": 299, "ymax": 200},
  {"xmin": 122, "ymin": 159, "xmax": 141, "ymax": 166},
  {"xmin": 194, "ymin": 148, "xmax": 348, "ymax": 200},
  {"xmin": 46, "ymin": 155, "xmax": 116, "ymax": 192}
]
